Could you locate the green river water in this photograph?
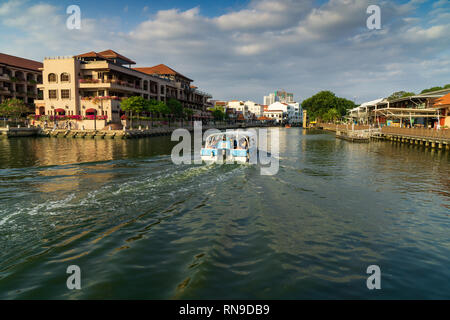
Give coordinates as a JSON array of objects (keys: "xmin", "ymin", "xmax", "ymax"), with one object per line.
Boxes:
[{"xmin": 0, "ymin": 128, "xmax": 448, "ymax": 299}]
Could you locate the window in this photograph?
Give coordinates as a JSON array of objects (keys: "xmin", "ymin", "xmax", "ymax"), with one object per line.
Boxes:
[
  {"xmin": 48, "ymin": 73, "xmax": 57, "ymax": 83},
  {"xmin": 61, "ymin": 73, "xmax": 70, "ymax": 82},
  {"xmin": 49, "ymin": 90, "xmax": 57, "ymax": 99},
  {"xmin": 61, "ymin": 89, "xmax": 70, "ymax": 99}
]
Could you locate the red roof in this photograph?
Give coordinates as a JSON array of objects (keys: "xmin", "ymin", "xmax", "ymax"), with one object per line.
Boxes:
[
  {"xmin": 0, "ymin": 52, "xmax": 42, "ymax": 71},
  {"xmin": 97, "ymin": 50, "xmax": 136, "ymax": 64},
  {"xmin": 258, "ymin": 116, "xmax": 272, "ymax": 121},
  {"xmin": 75, "ymin": 51, "xmax": 107, "ymax": 59},
  {"xmin": 433, "ymin": 93, "xmax": 450, "ymax": 107},
  {"xmin": 133, "ymin": 64, "xmax": 192, "ymax": 81},
  {"xmin": 75, "ymin": 50, "xmax": 136, "ymax": 65}
]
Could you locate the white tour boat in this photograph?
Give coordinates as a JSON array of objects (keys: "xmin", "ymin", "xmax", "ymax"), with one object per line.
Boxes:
[{"xmin": 201, "ymin": 131, "xmax": 257, "ymax": 164}]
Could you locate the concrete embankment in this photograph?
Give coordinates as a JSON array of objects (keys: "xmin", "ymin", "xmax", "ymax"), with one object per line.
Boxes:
[
  {"xmin": 34, "ymin": 123, "xmax": 271, "ymax": 139},
  {"xmin": 0, "ymin": 127, "xmax": 41, "ymax": 138}
]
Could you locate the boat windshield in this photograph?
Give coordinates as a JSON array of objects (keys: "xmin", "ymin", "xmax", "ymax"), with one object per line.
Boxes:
[{"xmin": 205, "ymin": 132, "xmax": 255, "ymax": 150}]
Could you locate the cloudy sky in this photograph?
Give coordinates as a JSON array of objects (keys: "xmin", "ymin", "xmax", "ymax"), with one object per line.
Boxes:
[{"xmin": 0, "ymin": 0, "xmax": 449, "ymax": 104}]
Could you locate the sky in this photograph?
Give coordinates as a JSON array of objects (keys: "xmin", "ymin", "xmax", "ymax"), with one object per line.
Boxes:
[{"xmin": 0, "ymin": 0, "xmax": 449, "ymax": 104}]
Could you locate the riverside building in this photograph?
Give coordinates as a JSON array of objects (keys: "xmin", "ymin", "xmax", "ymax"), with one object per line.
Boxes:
[
  {"xmin": 0, "ymin": 52, "xmax": 43, "ymax": 105},
  {"xmin": 35, "ymin": 50, "xmax": 213, "ymax": 125}
]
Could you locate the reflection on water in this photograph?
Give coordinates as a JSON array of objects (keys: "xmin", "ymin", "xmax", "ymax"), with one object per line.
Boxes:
[{"xmin": 0, "ymin": 129, "xmax": 448, "ymax": 299}]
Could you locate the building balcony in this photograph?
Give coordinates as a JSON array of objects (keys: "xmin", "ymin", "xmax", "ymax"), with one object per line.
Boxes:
[
  {"xmin": 78, "ymin": 79, "xmax": 143, "ymax": 92},
  {"xmin": 0, "ymin": 74, "xmax": 10, "ymax": 81}
]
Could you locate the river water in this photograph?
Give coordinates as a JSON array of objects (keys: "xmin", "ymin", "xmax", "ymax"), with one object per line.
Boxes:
[{"xmin": 0, "ymin": 128, "xmax": 448, "ymax": 299}]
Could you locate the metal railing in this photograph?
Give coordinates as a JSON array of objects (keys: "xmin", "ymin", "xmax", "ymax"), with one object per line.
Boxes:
[{"xmin": 381, "ymin": 127, "xmax": 450, "ymax": 140}]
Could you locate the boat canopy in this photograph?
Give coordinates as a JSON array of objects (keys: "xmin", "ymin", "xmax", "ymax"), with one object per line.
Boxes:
[{"xmin": 205, "ymin": 131, "xmax": 256, "ymax": 149}]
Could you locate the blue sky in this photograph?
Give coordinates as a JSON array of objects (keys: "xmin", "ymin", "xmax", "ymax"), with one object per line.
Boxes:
[{"xmin": 1, "ymin": 0, "xmax": 449, "ymax": 104}]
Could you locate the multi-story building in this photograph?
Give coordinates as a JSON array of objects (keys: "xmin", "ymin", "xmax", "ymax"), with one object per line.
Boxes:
[
  {"xmin": 35, "ymin": 50, "xmax": 213, "ymax": 123},
  {"xmin": 244, "ymin": 100, "xmax": 264, "ymax": 117},
  {"xmin": 0, "ymin": 52, "xmax": 43, "ymax": 105},
  {"xmin": 263, "ymin": 109, "xmax": 286, "ymax": 123},
  {"xmin": 134, "ymin": 64, "xmax": 213, "ymax": 119},
  {"xmin": 227, "ymin": 100, "xmax": 249, "ymax": 119},
  {"xmin": 263, "ymin": 90, "xmax": 294, "ymax": 105},
  {"xmin": 267, "ymin": 101, "xmax": 302, "ymax": 124},
  {"xmin": 263, "ymin": 93, "xmax": 276, "ymax": 106}
]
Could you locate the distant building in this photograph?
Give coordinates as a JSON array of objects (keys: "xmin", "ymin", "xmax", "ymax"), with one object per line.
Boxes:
[
  {"xmin": 263, "ymin": 109, "xmax": 285, "ymax": 123},
  {"xmin": 227, "ymin": 100, "xmax": 249, "ymax": 119},
  {"xmin": 0, "ymin": 52, "xmax": 43, "ymax": 105},
  {"xmin": 263, "ymin": 89, "xmax": 294, "ymax": 105},
  {"xmin": 244, "ymin": 100, "xmax": 264, "ymax": 117},
  {"xmin": 267, "ymin": 101, "xmax": 302, "ymax": 124},
  {"xmin": 263, "ymin": 93, "xmax": 276, "ymax": 105}
]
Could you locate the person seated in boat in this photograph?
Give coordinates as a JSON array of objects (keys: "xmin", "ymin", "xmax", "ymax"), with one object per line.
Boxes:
[
  {"xmin": 218, "ymin": 136, "xmax": 231, "ymax": 149},
  {"xmin": 237, "ymin": 138, "xmax": 249, "ymax": 150},
  {"xmin": 233, "ymin": 138, "xmax": 238, "ymax": 149}
]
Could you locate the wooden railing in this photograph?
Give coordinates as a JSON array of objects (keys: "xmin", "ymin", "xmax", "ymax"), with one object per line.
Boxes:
[
  {"xmin": 381, "ymin": 127, "xmax": 450, "ymax": 139},
  {"xmin": 318, "ymin": 123, "xmax": 370, "ymax": 131}
]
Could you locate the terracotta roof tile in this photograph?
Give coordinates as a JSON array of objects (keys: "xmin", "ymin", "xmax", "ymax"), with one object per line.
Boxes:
[
  {"xmin": 0, "ymin": 52, "xmax": 42, "ymax": 71},
  {"xmin": 134, "ymin": 64, "xmax": 193, "ymax": 81},
  {"xmin": 97, "ymin": 50, "xmax": 136, "ymax": 64},
  {"xmin": 434, "ymin": 93, "xmax": 450, "ymax": 107}
]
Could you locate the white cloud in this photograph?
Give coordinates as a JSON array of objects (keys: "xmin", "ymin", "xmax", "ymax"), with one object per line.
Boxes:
[{"xmin": 0, "ymin": 0, "xmax": 448, "ymax": 103}]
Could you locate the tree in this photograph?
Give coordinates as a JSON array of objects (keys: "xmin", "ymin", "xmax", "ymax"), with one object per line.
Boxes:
[
  {"xmin": 323, "ymin": 108, "xmax": 339, "ymax": 122},
  {"xmin": 209, "ymin": 106, "xmax": 225, "ymax": 121},
  {"xmin": 421, "ymin": 86, "xmax": 443, "ymax": 94},
  {"xmin": 183, "ymin": 108, "xmax": 194, "ymax": 120},
  {"xmin": 387, "ymin": 91, "xmax": 415, "ymax": 101},
  {"xmin": 301, "ymin": 91, "xmax": 355, "ymax": 121},
  {"xmin": 121, "ymin": 96, "xmax": 148, "ymax": 128},
  {"xmin": 0, "ymin": 98, "xmax": 30, "ymax": 123},
  {"xmin": 166, "ymin": 98, "xmax": 183, "ymax": 118},
  {"xmin": 147, "ymin": 99, "xmax": 169, "ymax": 116}
]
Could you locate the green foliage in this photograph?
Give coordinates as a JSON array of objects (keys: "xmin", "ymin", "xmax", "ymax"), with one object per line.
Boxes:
[
  {"xmin": 322, "ymin": 108, "xmax": 340, "ymax": 122},
  {"xmin": 209, "ymin": 106, "xmax": 225, "ymax": 120},
  {"xmin": 166, "ymin": 98, "xmax": 183, "ymax": 117},
  {"xmin": 183, "ymin": 108, "xmax": 194, "ymax": 119},
  {"xmin": 148, "ymin": 99, "xmax": 169, "ymax": 115},
  {"xmin": 120, "ymin": 96, "xmax": 148, "ymax": 114},
  {"xmin": 420, "ymin": 84, "xmax": 450, "ymax": 94},
  {"xmin": 0, "ymin": 98, "xmax": 30, "ymax": 119},
  {"xmin": 387, "ymin": 91, "xmax": 415, "ymax": 101},
  {"xmin": 301, "ymin": 91, "xmax": 355, "ymax": 121},
  {"xmin": 421, "ymin": 86, "xmax": 443, "ymax": 94}
]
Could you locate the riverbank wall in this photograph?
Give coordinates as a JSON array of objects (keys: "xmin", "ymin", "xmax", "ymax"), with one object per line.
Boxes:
[
  {"xmin": 316, "ymin": 123, "xmax": 450, "ymax": 150},
  {"xmin": 0, "ymin": 127, "xmax": 41, "ymax": 138},
  {"xmin": 35, "ymin": 123, "xmax": 271, "ymax": 139}
]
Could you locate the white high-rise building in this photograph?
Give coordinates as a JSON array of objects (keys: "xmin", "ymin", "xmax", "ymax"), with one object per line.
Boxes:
[
  {"xmin": 263, "ymin": 93, "xmax": 276, "ymax": 106},
  {"xmin": 264, "ymin": 90, "xmax": 294, "ymax": 105}
]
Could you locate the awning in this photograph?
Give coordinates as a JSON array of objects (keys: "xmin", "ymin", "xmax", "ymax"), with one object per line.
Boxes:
[
  {"xmin": 85, "ymin": 108, "xmax": 97, "ymax": 113},
  {"xmin": 54, "ymin": 108, "xmax": 65, "ymax": 112}
]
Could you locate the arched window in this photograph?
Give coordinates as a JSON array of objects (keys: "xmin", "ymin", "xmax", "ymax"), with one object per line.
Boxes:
[
  {"xmin": 48, "ymin": 73, "xmax": 57, "ymax": 83},
  {"xmin": 61, "ymin": 73, "xmax": 70, "ymax": 82}
]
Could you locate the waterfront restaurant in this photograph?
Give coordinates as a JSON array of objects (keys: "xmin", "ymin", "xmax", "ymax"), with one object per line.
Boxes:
[
  {"xmin": 372, "ymin": 89, "xmax": 450, "ymax": 128},
  {"xmin": 432, "ymin": 93, "xmax": 450, "ymax": 128},
  {"xmin": 348, "ymin": 98, "xmax": 384, "ymax": 124}
]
